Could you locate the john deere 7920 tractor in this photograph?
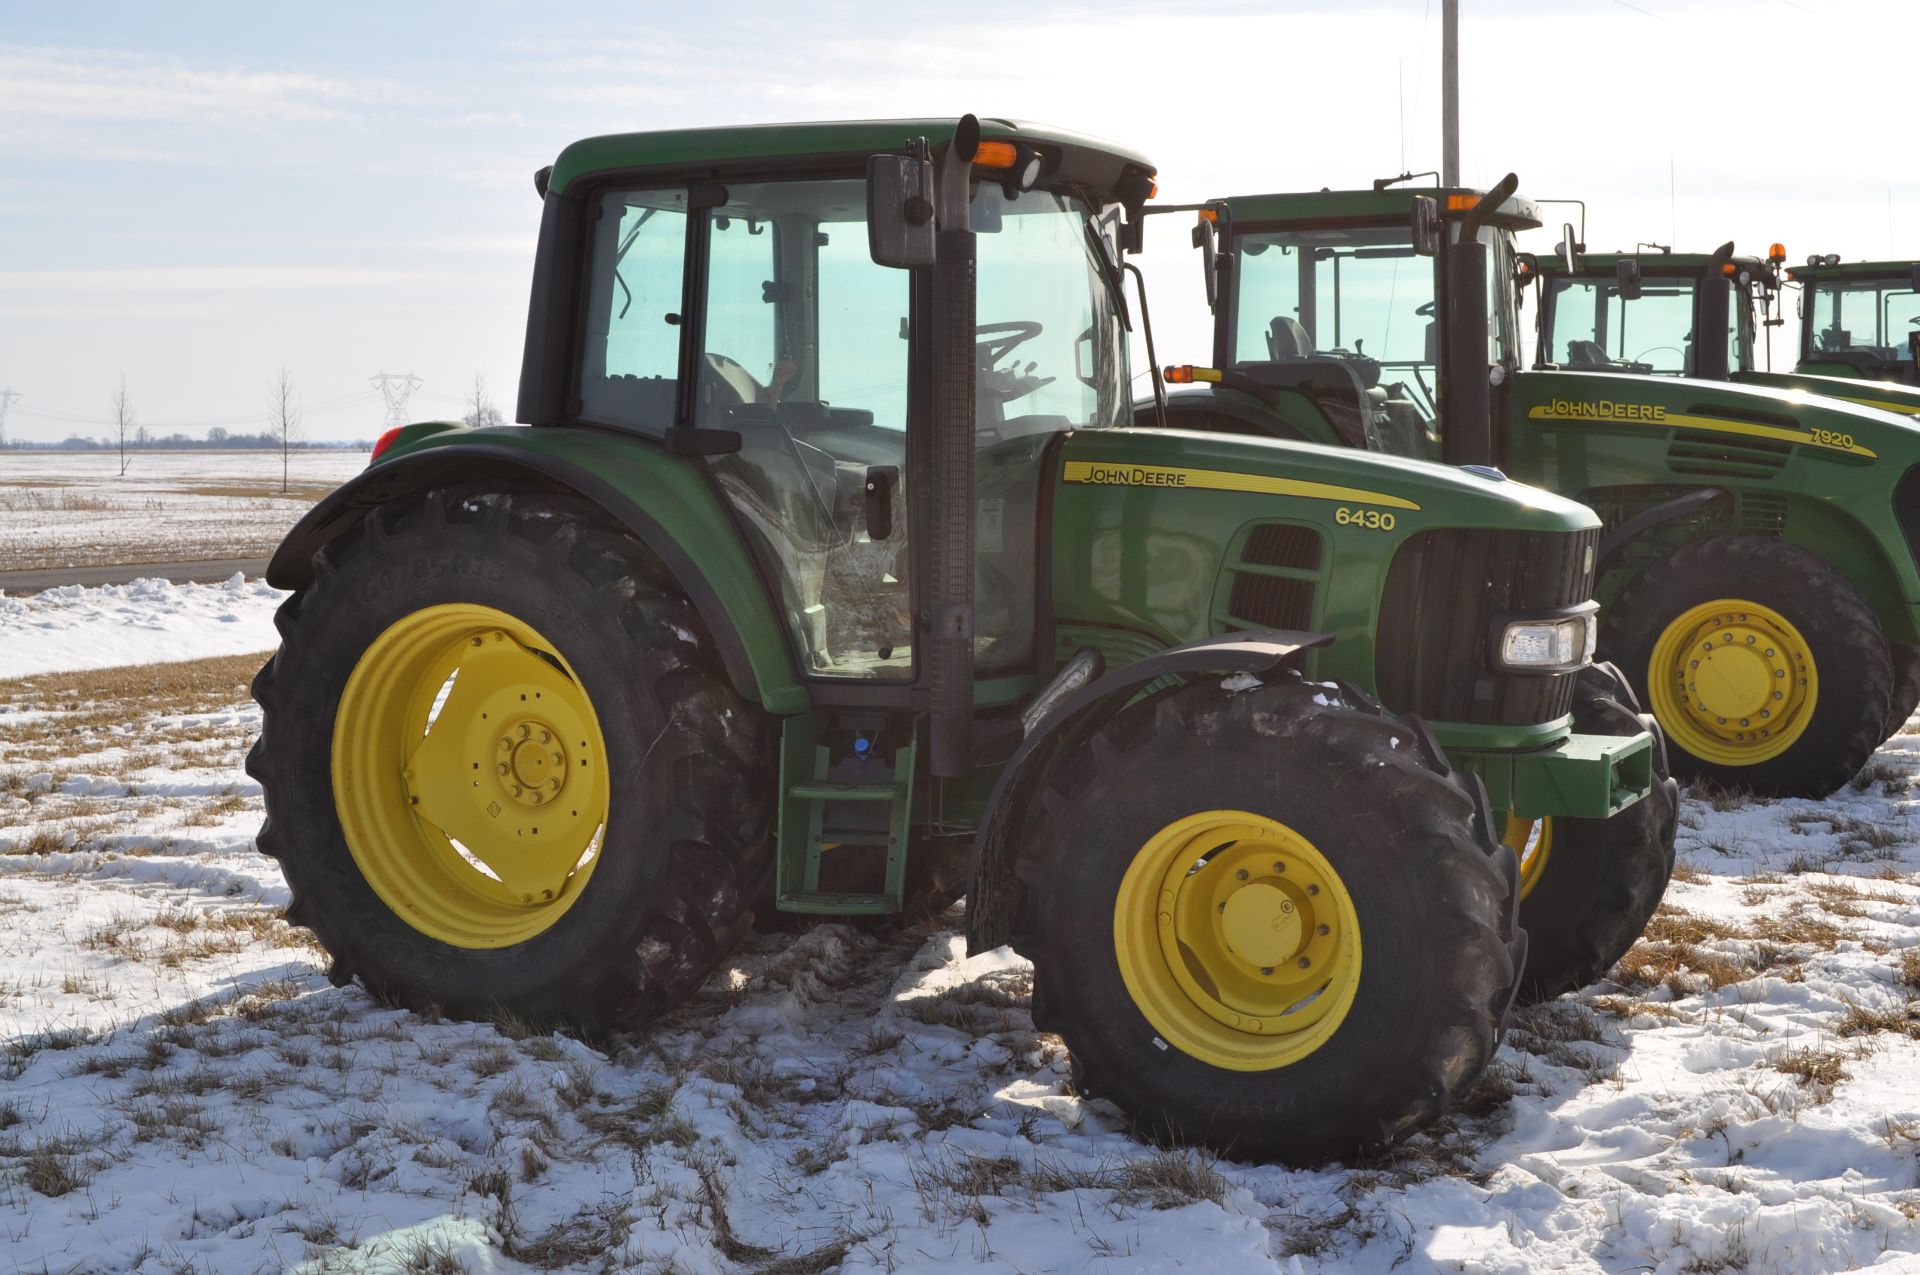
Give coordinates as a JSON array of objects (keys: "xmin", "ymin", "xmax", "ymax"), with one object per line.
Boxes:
[
  {"xmin": 1788, "ymin": 256, "xmax": 1920, "ymax": 389},
  {"xmin": 1158, "ymin": 180, "xmax": 1920, "ymax": 800},
  {"xmin": 249, "ymin": 119, "xmax": 1664, "ymax": 1165}
]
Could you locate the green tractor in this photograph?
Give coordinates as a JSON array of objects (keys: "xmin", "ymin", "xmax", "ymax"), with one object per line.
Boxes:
[
  {"xmin": 1783, "ymin": 256, "xmax": 1920, "ymax": 392},
  {"xmin": 1528, "ymin": 240, "xmax": 1920, "ymax": 416},
  {"xmin": 248, "ymin": 118, "xmax": 1665, "ymax": 1165},
  {"xmin": 1156, "ymin": 179, "xmax": 1920, "ymax": 798}
]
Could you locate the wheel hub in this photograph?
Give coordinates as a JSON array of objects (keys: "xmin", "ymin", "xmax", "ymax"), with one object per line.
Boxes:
[
  {"xmin": 1648, "ymin": 599, "xmax": 1817, "ymax": 767},
  {"xmin": 499, "ymin": 722, "xmax": 570, "ymax": 806},
  {"xmin": 1114, "ymin": 811, "xmax": 1361, "ymax": 1071},
  {"xmin": 333, "ymin": 607, "xmax": 610, "ymax": 949}
]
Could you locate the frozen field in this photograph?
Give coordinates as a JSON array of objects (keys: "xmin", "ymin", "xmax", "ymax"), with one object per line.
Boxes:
[
  {"xmin": 0, "ymin": 451, "xmax": 367, "ymax": 572},
  {"xmin": 1, "ymin": 584, "xmax": 1919, "ymax": 1273}
]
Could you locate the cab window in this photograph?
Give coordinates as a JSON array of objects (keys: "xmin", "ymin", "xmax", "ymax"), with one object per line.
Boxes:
[{"xmin": 577, "ymin": 189, "xmax": 688, "ymax": 429}]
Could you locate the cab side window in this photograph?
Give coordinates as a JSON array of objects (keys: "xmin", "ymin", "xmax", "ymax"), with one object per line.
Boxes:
[{"xmin": 578, "ymin": 189, "xmax": 688, "ymax": 431}]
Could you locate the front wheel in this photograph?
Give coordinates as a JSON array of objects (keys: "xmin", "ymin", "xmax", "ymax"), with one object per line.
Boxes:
[
  {"xmin": 1601, "ymin": 536, "xmax": 1892, "ymax": 797},
  {"xmin": 1508, "ymin": 663, "xmax": 1678, "ymax": 1003},
  {"xmin": 1021, "ymin": 673, "xmax": 1522, "ymax": 1166}
]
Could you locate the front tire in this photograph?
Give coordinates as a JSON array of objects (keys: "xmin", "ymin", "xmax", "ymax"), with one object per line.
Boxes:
[
  {"xmin": 1509, "ymin": 663, "xmax": 1678, "ymax": 1003},
  {"xmin": 1601, "ymin": 536, "xmax": 1892, "ymax": 797},
  {"xmin": 248, "ymin": 490, "xmax": 775, "ymax": 1032},
  {"xmin": 1020, "ymin": 673, "xmax": 1521, "ymax": 1166}
]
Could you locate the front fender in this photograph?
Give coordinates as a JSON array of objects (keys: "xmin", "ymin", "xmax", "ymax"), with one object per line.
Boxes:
[
  {"xmin": 965, "ymin": 629, "xmax": 1332, "ymax": 955},
  {"xmin": 268, "ymin": 427, "xmax": 808, "ymax": 715}
]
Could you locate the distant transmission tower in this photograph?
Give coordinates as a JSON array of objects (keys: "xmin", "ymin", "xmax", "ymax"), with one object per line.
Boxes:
[
  {"xmin": 369, "ymin": 371, "xmax": 424, "ymax": 428},
  {"xmin": 0, "ymin": 389, "xmax": 19, "ymax": 448}
]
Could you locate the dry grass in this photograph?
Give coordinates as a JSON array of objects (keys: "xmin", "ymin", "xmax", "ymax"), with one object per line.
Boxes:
[
  {"xmin": 1834, "ymin": 999, "xmax": 1920, "ymax": 1041},
  {"xmin": 1773, "ymin": 1045, "xmax": 1850, "ymax": 1100}
]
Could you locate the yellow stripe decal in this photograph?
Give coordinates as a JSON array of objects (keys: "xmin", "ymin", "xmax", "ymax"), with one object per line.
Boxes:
[
  {"xmin": 1525, "ymin": 404, "xmax": 1877, "ymax": 459},
  {"xmin": 1061, "ymin": 460, "xmax": 1421, "ymax": 510},
  {"xmin": 1831, "ymin": 394, "xmax": 1920, "ymax": 417}
]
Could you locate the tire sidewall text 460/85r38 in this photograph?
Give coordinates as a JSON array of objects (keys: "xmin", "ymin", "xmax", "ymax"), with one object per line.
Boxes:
[
  {"xmin": 1021, "ymin": 673, "xmax": 1522, "ymax": 1167},
  {"xmin": 247, "ymin": 490, "xmax": 773, "ymax": 1032}
]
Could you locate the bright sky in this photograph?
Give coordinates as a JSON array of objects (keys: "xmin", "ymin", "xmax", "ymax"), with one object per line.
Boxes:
[{"xmin": 3, "ymin": 0, "xmax": 1913, "ymax": 442}]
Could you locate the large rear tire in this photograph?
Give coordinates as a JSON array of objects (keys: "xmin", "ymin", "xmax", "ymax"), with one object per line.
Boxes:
[
  {"xmin": 1600, "ymin": 536, "xmax": 1891, "ymax": 797},
  {"xmin": 1885, "ymin": 644, "xmax": 1920, "ymax": 740},
  {"xmin": 1020, "ymin": 673, "xmax": 1522, "ymax": 1166},
  {"xmin": 248, "ymin": 490, "xmax": 775, "ymax": 1032},
  {"xmin": 1509, "ymin": 663, "xmax": 1678, "ymax": 1004}
]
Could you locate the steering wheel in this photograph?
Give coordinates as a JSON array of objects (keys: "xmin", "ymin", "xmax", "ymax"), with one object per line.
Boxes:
[
  {"xmin": 1634, "ymin": 345, "xmax": 1684, "ymax": 363},
  {"xmin": 1415, "ymin": 301, "xmax": 1437, "ymax": 318},
  {"xmin": 975, "ymin": 321, "xmax": 1043, "ymax": 367}
]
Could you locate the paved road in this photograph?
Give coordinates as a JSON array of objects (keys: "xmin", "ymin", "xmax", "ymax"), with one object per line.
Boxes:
[{"xmin": 0, "ymin": 558, "xmax": 271, "ymax": 594}]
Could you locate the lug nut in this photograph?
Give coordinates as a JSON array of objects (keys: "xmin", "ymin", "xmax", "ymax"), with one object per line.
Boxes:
[
  {"xmin": 1306, "ymin": 884, "xmax": 1320, "ymax": 896},
  {"xmin": 1298, "ymin": 956, "xmax": 1312, "ymax": 969},
  {"xmin": 1235, "ymin": 869, "xmax": 1249, "ymax": 881},
  {"xmin": 510, "ymin": 784, "xmax": 523, "ymax": 798},
  {"xmin": 1272, "ymin": 862, "xmax": 1285, "ymax": 873},
  {"xmin": 497, "ymin": 763, "xmax": 509, "ymax": 775},
  {"xmin": 1260, "ymin": 966, "xmax": 1273, "ymax": 976},
  {"xmin": 1317, "ymin": 924, "xmax": 1329, "ymax": 936}
]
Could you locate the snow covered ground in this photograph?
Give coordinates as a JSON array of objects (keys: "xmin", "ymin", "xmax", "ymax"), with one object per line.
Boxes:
[
  {"xmin": 0, "ymin": 451, "xmax": 366, "ymax": 572},
  {"xmin": 1, "ymin": 585, "xmax": 1919, "ymax": 1274},
  {"xmin": 0, "ymin": 575, "xmax": 287, "ymax": 678}
]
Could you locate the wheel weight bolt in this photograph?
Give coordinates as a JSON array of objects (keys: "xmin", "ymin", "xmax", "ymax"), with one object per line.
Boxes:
[
  {"xmin": 1297, "ymin": 956, "xmax": 1311, "ymax": 969},
  {"xmin": 1306, "ymin": 884, "xmax": 1320, "ymax": 896},
  {"xmin": 1272, "ymin": 862, "xmax": 1285, "ymax": 873},
  {"xmin": 1317, "ymin": 924, "xmax": 1329, "ymax": 936},
  {"xmin": 1235, "ymin": 869, "xmax": 1249, "ymax": 881},
  {"xmin": 1260, "ymin": 966, "xmax": 1273, "ymax": 976}
]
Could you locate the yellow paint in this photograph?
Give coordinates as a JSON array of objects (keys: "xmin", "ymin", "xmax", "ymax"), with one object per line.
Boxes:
[
  {"xmin": 332, "ymin": 603, "xmax": 610, "ymax": 949},
  {"xmin": 1111, "ymin": 810, "xmax": 1360, "ymax": 1070},
  {"xmin": 1501, "ymin": 814, "xmax": 1553, "ymax": 903},
  {"xmin": 1062, "ymin": 460, "xmax": 1422, "ymax": 510},
  {"xmin": 1646, "ymin": 598, "xmax": 1818, "ymax": 767},
  {"xmin": 1527, "ymin": 403, "xmax": 1878, "ymax": 458},
  {"xmin": 1831, "ymin": 394, "xmax": 1920, "ymax": 418}
]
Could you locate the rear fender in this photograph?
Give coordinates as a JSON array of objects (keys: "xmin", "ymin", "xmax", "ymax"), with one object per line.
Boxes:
[
  {"xmin": 965, "ymin": 629, "xmax": 1332, "ymax": 955},
  {"xmin": 267, "ymin": 433, "xmax": 808, "ymax": 714}
]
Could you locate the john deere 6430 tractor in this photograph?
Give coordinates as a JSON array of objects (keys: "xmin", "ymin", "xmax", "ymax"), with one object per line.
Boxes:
[
  {"xmin": 1158, "ymin": 180, "xmax": 1920, "ymax": 799},
  {"xmin": 249, "ymin": 119, "xmax": 1665, "ymax": 1165}
]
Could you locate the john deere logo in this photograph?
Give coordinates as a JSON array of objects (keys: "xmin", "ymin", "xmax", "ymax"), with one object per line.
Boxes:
[
  {"xmin": 1082, "ymin": 464, "xmax": 1189, "ymax": 487},
  {"xmin": 1538, "ymin": 399, "xmax": 1668, "ymax": 422}
]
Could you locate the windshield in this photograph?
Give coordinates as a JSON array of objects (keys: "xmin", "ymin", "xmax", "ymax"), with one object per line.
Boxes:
[
  {"xmin": 1545, "ymin": 274, "xmax": 1700, "ymax": 375},
  {"xmin": 1230, "ymin": 224, "xmax": 1441, "ymax": 455},
  {"xmin": 972, "ymin": 185, "xmax": 1130, "ymax": 434},
  {"xmin": 1805, "ymin": 278, "xmax": 1920, "ymax": 365}
]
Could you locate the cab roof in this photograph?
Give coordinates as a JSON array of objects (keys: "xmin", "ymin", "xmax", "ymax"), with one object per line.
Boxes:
[
  {"xmin": 1209, "ymin": 186, "xmax": 1542, "ymax": 232},
  {"xmin": 547, "ymin": 118, "xmax": 1154, "ymax": 200},
  {"xmin": 1786, "ymin": 259, "xmax": 1920, "ymax": 282},
  {"xmin": 1537, "ymin": 251, "xmax": 1770, "ymax": 277}
]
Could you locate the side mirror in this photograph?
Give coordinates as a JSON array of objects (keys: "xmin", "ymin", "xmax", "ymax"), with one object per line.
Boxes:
[
  {"xmin": 1616, "ymin": 257, "xmax": 1643, "ymax": 301},
  {"xmin": 1411, "ymin": 196, "xmax": 1441, "ymax": 257},
  {"xmin": 1559, "ymin": 222, "xmax": 1579, "ymax": 273},
  {"xmin": 1193, "ymin": 216, "xmax": 1220, "ymax": 310},
  {"xmin": 867, "ymin": 151, "xmax": 936, "ymax": 269},
  {"xmin": 1514, "ymin": 252, "xmax": 1539, "ymax": 306}
]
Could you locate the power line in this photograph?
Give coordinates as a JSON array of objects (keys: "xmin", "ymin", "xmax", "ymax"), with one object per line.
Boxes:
[
  {"xmin": 370, "ymin": 371, "xmax": 424, "ymax": 428},
  {"xmin": 0, "ymin": 389, "xmax": 19, "ymax": 447}
]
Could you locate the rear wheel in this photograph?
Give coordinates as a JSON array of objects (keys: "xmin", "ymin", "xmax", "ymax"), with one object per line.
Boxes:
[
  {"xmin": 1601, "ymin": 536, "xmax": 1892, "ymax": 797},
  {"xmin": 1021, "ymin": 673, "xmax": 1521, "ymax": 1166},
  {"xmin": 248, "ymin": 490, "xmax": 775, "ymax": 1031},
  {"xmin": 1508, "ymin": 663, "xmax": 1678, "ymax": 1003}
]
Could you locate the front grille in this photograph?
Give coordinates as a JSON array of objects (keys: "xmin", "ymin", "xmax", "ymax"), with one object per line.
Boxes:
[{"xmin": 1375, "ymin": 526, "xmax": 1600, "ymax": 726}]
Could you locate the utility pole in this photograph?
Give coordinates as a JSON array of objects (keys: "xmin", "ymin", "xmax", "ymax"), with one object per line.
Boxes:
[
  {"xmin": 370, "ymin": 371, "xmax": 424, "ymax": 428},
  {"xmin": 0, "ymin": 389, "xmax": 18, "ymax": 449},
  {"xmin": 1441, "ymin": 0, "xmax": 1460, "ymax": 187}
]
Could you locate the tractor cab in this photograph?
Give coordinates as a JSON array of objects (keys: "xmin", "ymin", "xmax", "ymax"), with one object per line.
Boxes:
[
  {"xmin": 1532, "ymin": 246, "xmax": 1778, "ymax": 379},
  {"xmin": 1788, "ymin": 257, "xmax": 1920, "ymax": 386},
  {"xmin": 1159, "ymin": 182, "xmax": 1537, "ymax": 464}
]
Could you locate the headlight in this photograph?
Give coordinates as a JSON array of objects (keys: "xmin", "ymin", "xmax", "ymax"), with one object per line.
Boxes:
[{"xmin": 1493, "ymin": 604, "xmax": 1599, "ymax": 674}]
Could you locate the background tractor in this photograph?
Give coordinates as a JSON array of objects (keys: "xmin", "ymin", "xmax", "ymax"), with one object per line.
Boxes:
[
  {"xmin": 249, "ymin": 118, "xmax": 1663, "ymax": 1166},
  {"xmin": 1156, "ymin": 180, "xmax": 1920, "ymax": 799},
  {"xmin": 1787, "ymin": 257, "xmax": 1920, "ymax": 389}
]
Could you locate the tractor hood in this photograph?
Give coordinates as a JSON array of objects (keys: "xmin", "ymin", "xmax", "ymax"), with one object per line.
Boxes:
[
  {"xmin": 1735, "ymin": 369, "xmax": 1920, "ymax": 420},
  {"xmin": 1064, "ymin": 426, "xmax": 1599, "ymax": 536},
  {"xmin": 1513, "ymin": 368, "xmax": 1920, "ymax": 479}
]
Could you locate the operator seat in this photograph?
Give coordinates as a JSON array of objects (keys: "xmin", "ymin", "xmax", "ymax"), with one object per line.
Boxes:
[
  {"xmin": 1566, "ymin": 339, "xmax": 1609, "ymax": 367},
  {"xmin": 1268, "ymin": 316, "xmax": 1313, "ymax": 360},
  {"xmin": 1248, "ymin": 315, "xmax": 1381, "ymax": 451}
]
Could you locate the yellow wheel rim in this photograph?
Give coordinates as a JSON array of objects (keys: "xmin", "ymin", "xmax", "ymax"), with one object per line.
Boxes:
[
  {"xmin": 1647, "ymin": 598, "xmax": 1817, "ymax": 767},
  {"xmin": 1112, "ymin": 811, "xmax": 1360, "ymax": 1071},
  {"xmin": 1501, "ymin": 813, "xmax": 1553, "ymax": 902},
  {"xmin": 331, "ymin": 603, "xmax": 610, "ymax": 949}
]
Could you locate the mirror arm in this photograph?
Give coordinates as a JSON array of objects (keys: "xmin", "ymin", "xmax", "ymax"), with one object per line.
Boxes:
[{"xmin": 1124, "ymin": 260, "xmax": 1167, "ymax": 430}]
